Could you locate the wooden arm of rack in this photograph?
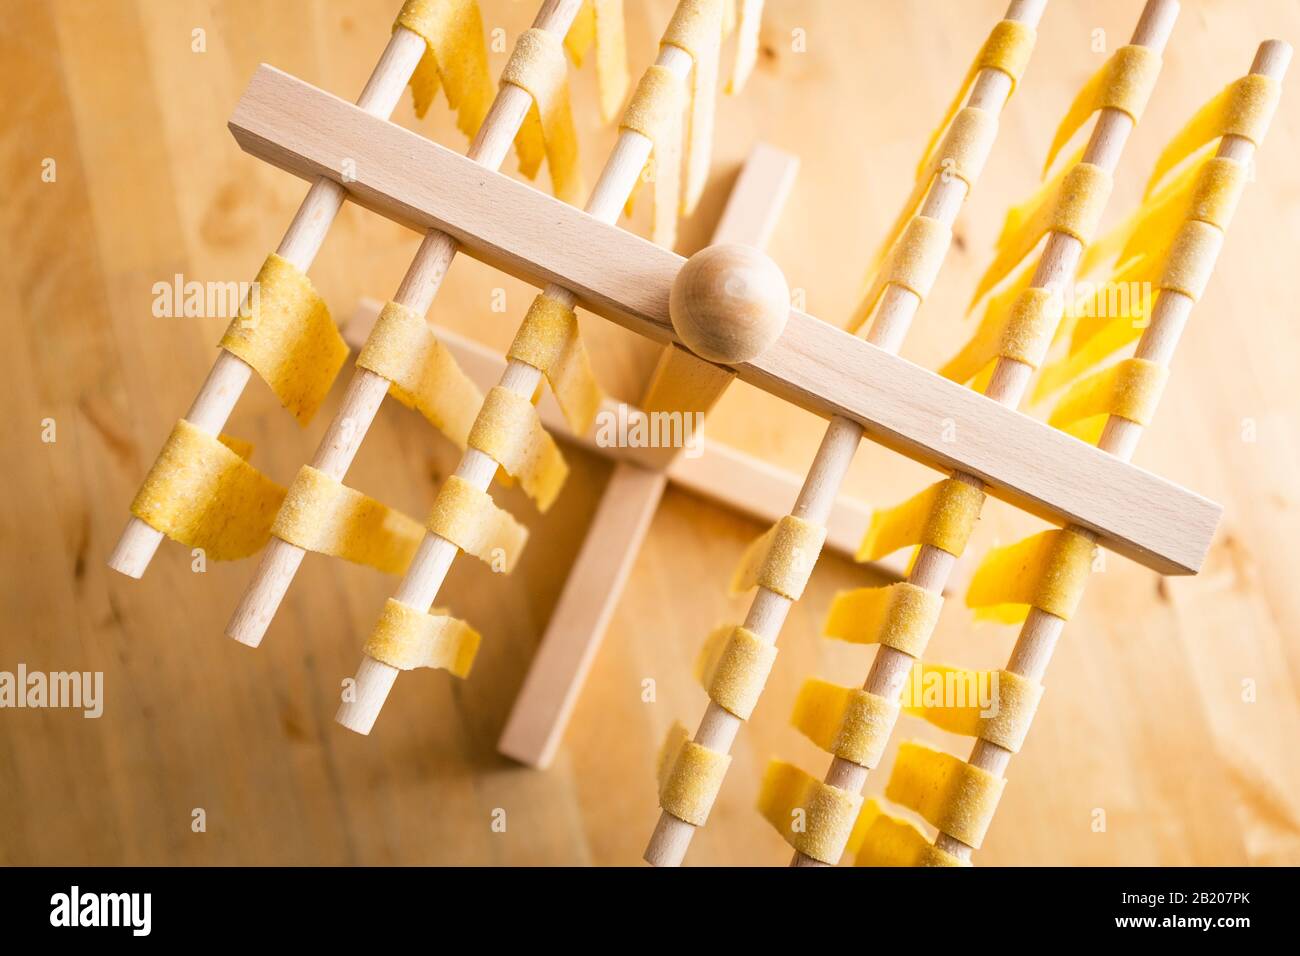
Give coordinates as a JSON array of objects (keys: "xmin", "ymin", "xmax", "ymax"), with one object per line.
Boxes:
[{"xmin": 228, "ymin": 64, "xmax": 1220, "ymax": 575}]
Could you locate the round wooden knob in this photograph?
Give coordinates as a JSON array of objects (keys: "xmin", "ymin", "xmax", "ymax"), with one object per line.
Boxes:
[{"xmin": 669, "ymin": 243, "xmax": 790, "ymax": 364}]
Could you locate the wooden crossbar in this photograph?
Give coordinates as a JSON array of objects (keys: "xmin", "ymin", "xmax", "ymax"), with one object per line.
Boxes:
[{"xmin": 228, "ymin": 64, "xmax": 1221, "ymax": 575}]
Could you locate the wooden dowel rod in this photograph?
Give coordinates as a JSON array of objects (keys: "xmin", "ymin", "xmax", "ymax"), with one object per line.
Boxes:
[
  {"xmin": 788, "ymin": 0, "xmax": 1185, "ymax": 868},
  {"xmin": 225, "ymin": 0, "xmax": 586, "ymax": 647},
  {"xmin": 643, "ymin": 0, "xmax": 1048, "ymax": 868},
  {"xmin": 933, "ymin": 35, "xmax": 1291, "ymax": 864},
  {"xmin": 106, "ymin": 24, "xmax": 430, "ymax": 579},
  {"xmin": 334, "ymin": 40, "xmax": 699, "ymax": 735}
]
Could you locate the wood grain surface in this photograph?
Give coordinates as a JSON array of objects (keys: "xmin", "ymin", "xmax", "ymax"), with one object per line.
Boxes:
[{"xmin": 1, "ymin": 0, "xmax": 1297, "ymax": 865}]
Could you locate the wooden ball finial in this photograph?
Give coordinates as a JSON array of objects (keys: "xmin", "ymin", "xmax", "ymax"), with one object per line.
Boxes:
[{"xmin": 669, "ymin": 243, "xmax": 790, "ymax": 364}]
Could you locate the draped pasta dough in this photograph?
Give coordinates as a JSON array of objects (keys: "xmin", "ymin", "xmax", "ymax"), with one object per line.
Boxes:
[
  {"xmin": 219, "ymin": 253, "xmax": 346, "ymax": 427},
  {"xmin": 395, "ymin": 0, "xmax": 494, "ymax": 140}
]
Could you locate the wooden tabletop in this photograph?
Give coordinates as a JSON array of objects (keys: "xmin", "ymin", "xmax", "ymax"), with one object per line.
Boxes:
[{"xmin": 2, "ymin": 0, "xmax": 1297, "ymax": 865}]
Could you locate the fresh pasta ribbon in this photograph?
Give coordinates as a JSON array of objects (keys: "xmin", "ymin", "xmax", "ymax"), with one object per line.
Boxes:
[
  {"xmin": 356, "ymin": 299, "xmax": 483, "ymax": 448},
  {"xmin": 1047, "ymin": 357, "xmax": 1168, "ymax": 444},
  {"xmin": 854, "ymin": 15, "xmax": 1031, "ymax": 332},
  {"xmin": 1032, "ymin": 255, "xmax": 1156, "ymax": 402},
  {"xmin": 130, "ymin": 419, "xmax": 285, "ymax": 560},
  {"xmin": 885, "ymin": 741, "xmax": 1005, "ymax": 849},
  {"xmin": 504, "ymin": 27, "xmax": 585, "ymax": 206},
  {"xmin": 791, "ymin": 678, "xmax": 900, "ymax": 769},
  {"xmin": 507, "ymin": 293, "xmax": 605, "ymax": 433},
  {"xmin": 426, "ymin": 475, "xmax": 528, "ymax": 572},
  {"xmin": 395, "ymin": 0, "xmax": 494, "ymax": 140},
  {"xmin": 1159, "ymin": 218, "xmax": 1224, "ymax": 301},
  {"xmin": 694, "ymin": 624, "xmax": 776, "ymax": 720},
  {"xmin": 658, "ymin": 722, "xmax": 730, "ymax": 825},
  {"xmin": 966, "ymin": 528, "xmax": 1096, "ymax": 624},
  {"xmin": 916, "ymin": 18, "xmax": 1036, "ymax": 181},
  {"xmin": 848, "ymin": 800, "xmax": 968, "ymax": 867},
  {"xmin": 729, "ymin": 514, "xmax": 826, "ymax": 601},
  {"xmin": 941, "ymin": 285, "xmax": 1064, "ymax": 387},
  {"xmin": 564, "ymin": 0, "xmax": 630, "ymax": 122},
  {"xmin": 1075, "ymin": 155, "xmax": 1245, "ymax": 285},
  {"xmin": 862, "ymin": 107, "xmax": 998, "ymax": 295},
  {"xmin": 856, "ymin": 478, "xmax": 985, "ymax": 562},
  {"xmin": 1146, "ymin": 73, "xmax": 1280, "ymax": 197},
  {"xmin": 849, "ymin": 216, "xmax": 952, "ymax": 335},
  {"xmin": 662, "ymin": 0, "xmax": 726, "ymax": 216},
  {"xmin": 219, "ymin": 253, "xmax": 347, "ymax": 427},
  {"xmin": 725, "ymin": 0, "xmax": 764, "ymax": 94},
  {"xmin": 271, "ymin": 466, "xmax": 424, "ymax": 575},
  {"xmin": 823, "ymin": 582, "xmax": 943, "ymax": 658},
  {"xmin": 1042, "ymin": 45, "xmax": 1161, "ymax": 176},
  {"xmin": 756, "ymin": 760, "xmax": 863, "ymax": 864},
  {"xmin": 364, "ymin": 598, "xmax": 480, "ymax": 676},
  {"xmin": 901, "ymin": 663, "xmax": 1043, "ymax": 753},
  {"xmin": 621, "ymin": 65, "xmax": 686, "ymax": 248},
  {"xmin": 969, "ymin": 161, "xmax": 1113, "ymax": 309},
  {"xmin": 1036, "ymin": 152, "xmax": 1251, "ymax": 403},
  {"xmin": 468, "ymin": 386, "xmax": 569, "ymax": 512},
  {"xmin": 853, "ymin": 17, "xmax": 1020, "ymax": 332}
]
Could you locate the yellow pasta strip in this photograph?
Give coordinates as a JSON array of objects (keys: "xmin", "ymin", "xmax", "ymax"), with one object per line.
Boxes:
[
  {"xmin": 1160, "ymin": 218, "xmax": 1223, "ymax": 301},
  {"xmin": 356, "ymin": 299, "xmax": 483, "ymax": 448},
  {"xmin": 694, "ymin": 624, "xmax": 777, "ymax": 720},
  {"xmin": 271, "ymin": 466, "xmax": 423, "ymax": 575},
  {"xmin": 756, "ymin": 760, "xmax": 863, "ymax": 865},
  {"xmin": 857, "ymin": 478, "xmax": 985, "ymax": 561},
  {"xmin": 850, "ymin": 216, "xmax": 951, "ymax": 334},
  {"xmin": 1146, "ymin": 73, "xmax": 1280, "ymax": 197},
  {"xmin": 395, "ymin": 0, "xmax": 494, "ymax": 140},
  {"xmin": 468, "ymin": 386, "xmax": 569, "ymax": 512},
  {"xmin": 1078, "ymin": 156, "xmax": 1245, "ymax": 283},
  {"xmin": 504, "ymin": 27, "xmax": 585, "ymax": 206},
  {"xmin": 662, "ymin": 0, "xmax": 725, "ymax": 216},
  {"xmin": 901, "ymin": 664, "xmax": 1043, "ymax": 753},
  {"xmin": 1043, "ymin": 45, "xmax": 1161, "ymax": 176},
  {"xmin": 621, "ymin": 65, "xmax": 686, "ymax": 248},
  {"xmin": 1033, "ymin": 256, "xmax": 1156, "ymax": 401},
  {"xmin": 864, "ymin": 107, "xmax": 999, "ymax": 292},
  {"xmin": 1038, "ymin": 159, "xmax": 1245, "ymax": 402},
  {"xmin": 729, "ymin": 514, "xmax": 827, "ymax": 600},
  {"xmin": 218, "ymin": 253, "xmax": 346, "ymax": 427},
  {"xmin": 1048, "ymin": 357, "xmax": 1168, "ymax": 445},
  {"xmin": 970, "ymin": 162, "xmax": 1113, "ymax": 308},
  {"xmin": 657, "ymin": 722, "xmax": 731, "ymax": 825},
  {"xmin": 363, "ymin": 598, "xmax": 480, "ymax": 677},
  {"xmin": 966, "ymin": 528, "xmax": 1096, "ymax": 624},
  {"xmin": 917, "ymin": 19, "xmax": 1036, "ymax": 181},
  {"xmin": 885, "ymin": 741, "xmax": 1005, "ymax": 849},
  {"xmin": 791, "ymin": 678, "xmax": 900, "ymax": 769},
  {"xmin": 823, "ymin": 582, "xmax": 943, "ymax": 658},
  {"xmin": 130, "ymin": 420, "xmax": 285, "ymax": 560},
  {"xmin": 507, "ymin": 293, "xmax": 605, "ymax": 433},
  {"xmin": 426, "ymin": 475, "xmax": 528, "ymax": 572},
  {"xmin": 726, "ymin": 0, "xmax": 764, "ymax": 94},
  {"xmin": 941, "ymin": 285, "xmax": 1065, "ymax": 387},
  {"xmin": 563, "ymin": 0, "xmax": 594, "ymax": 64},
  {"xmin": 849, "ymin": 800, "xmax": 968, "ymax": 867},
  {"xmin": 565, "ymin": 0, "xmax": 630, "ymax": 123}
]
